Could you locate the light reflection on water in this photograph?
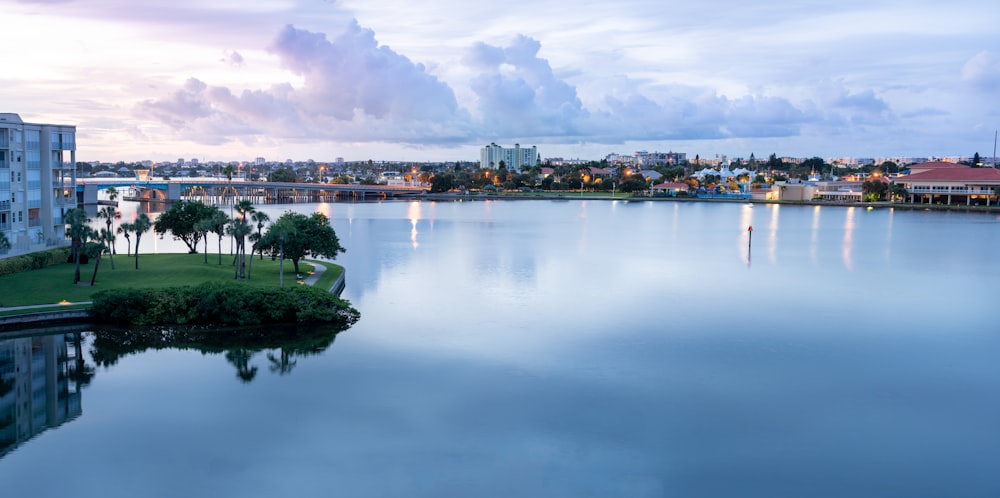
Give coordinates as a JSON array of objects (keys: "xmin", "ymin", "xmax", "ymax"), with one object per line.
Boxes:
[{"xmin": 4, "ymin": 199, "xmax": 1000, "ymax": 497}]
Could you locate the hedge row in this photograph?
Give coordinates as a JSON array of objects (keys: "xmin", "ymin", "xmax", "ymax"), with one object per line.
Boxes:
[
  {"xmin": 90, "ymin": 281, "xmax": 361, "ymax": 327},
  {"xmin": 0, "ymin": 248, "xmax": 73, "ymax": 277}
]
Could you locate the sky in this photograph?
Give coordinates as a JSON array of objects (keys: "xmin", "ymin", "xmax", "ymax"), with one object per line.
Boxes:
[{"xmin": 3, "ymin": 0, "xmax": 999, "ymax": 163}]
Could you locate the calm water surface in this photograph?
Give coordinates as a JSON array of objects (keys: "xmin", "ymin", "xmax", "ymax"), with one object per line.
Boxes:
[{"xmin": 2, "ymin": 200, "xmax": 999, "ymax": 497}]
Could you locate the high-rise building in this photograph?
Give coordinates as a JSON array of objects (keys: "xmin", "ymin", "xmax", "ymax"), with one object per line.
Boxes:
[
  {"xmin": 0, "ymin": 113, "xmax": 77, "ymax": 259},
  {"xmin": 480, "ymin": 143, "xmax": 538, "ymax": 170}
]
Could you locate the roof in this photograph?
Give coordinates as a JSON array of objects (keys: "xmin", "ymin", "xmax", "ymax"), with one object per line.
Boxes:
[
  {"xmin": 902, "ymin": 167, "xmax": 1000, "ymax": 182},
  {"xmin": 652, "ymin": 182, "xmax": 689, "ymax": 190},
  {"xmin": 908, "ymin": 161, "xmax": 969, "ymax": 174}
]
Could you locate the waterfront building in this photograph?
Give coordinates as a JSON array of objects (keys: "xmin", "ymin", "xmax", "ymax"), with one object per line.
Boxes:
[
  {"xmin": 480, "ymin": 143, "xmax": 538, "ymax": 170},
  {"xmin": 901, "ymin": 162, "xmax": 1000, "ymax": 205},
  {"xmin": 0, "ymin": 113, "xmax": 77, "ymax": 259}
]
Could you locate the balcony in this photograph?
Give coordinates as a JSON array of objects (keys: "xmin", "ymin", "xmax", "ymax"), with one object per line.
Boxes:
[
  {"xmin": 28, "ymin": 218, "xmax": 41, "ymax": 228},
  {"xmin": 906, "ymin": 187, "xmax": 995, "ymax": 195}
]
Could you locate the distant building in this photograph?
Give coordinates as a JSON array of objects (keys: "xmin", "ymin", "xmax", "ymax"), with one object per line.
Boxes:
[
  {"xmin": 480, "ymin": 143, "xmax": 538, "ymax": 170},
  {"xmin": 0, "ymin": 113, "xmax": 77, "ymax": 259},
  {"xmin": 634, "ymin": 151, "xmax": 686, "ymax": 168}
]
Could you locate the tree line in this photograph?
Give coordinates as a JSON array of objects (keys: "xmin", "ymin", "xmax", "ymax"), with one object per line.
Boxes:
[{"xmin": 64, "ymin": 190, "xmax": 344, "ymax": 287}]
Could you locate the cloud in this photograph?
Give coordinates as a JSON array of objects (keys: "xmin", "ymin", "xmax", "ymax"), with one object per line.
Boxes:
[
  {"xmin": 137, "ymin": 21, "xmax": 474, "ymax": 146},
  {"xmin": 465, "ymin": 35, "xmax": 588, "ymax": 138},
  {"xmin": 222, "ymin": 50, "xmax": 245, "ymax": 67},
  {"xmin": 136, "ymin": 21, "xmax": 898, "ymax": 152},
  {"xmin": 961, "ymin": 51, "xmax": 1000, "ymax": 91}
]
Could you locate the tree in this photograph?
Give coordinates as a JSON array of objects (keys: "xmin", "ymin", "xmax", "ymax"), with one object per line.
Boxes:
[
  {"xmin": 862, "ymin": 180, "xmax": 889, "ymax": 202},
  {"xmin": 153, "ymin": 200, "xmax": 214, "ymax": 253},
  {"xmin": 97, "ymin": 205, "xmax": 120, "ymax": 255},
  {"xmin": 99, "ymin": 227, "xmax": 116, "ymax": 270},
  {"xmin": 118, "ymin": 222, "xmax": 133, "ymax": 256},
  {"xmin": 269, "ymin": 168, "xmax": 296, "ymax": 183},
  {"xmin": 259, "ymin": 211, "xmax": 345, "ymax": 275},
  {"xmin": 251, "ymin": 210, "xmax": 270, "ymax": 260},
  {"xmin": 227, "ymin": 216, "xmax": 252, "ymax": 279},
  {"xmin": 767, "ymin": 153, "xmax": 783, "ymax": 171},
  {"xmin": 210, "ymin": 208, "xmax": 229, "ymax": 265},
  {"xmin": 429, "ymin": 173, "xmax": 455, "ymax": 193},
  {"xmin": 0, "ymin": 231, "xmax": 9, "ymax": 252},
  {"xmin": 972, "ymin": 152, "xmax": 982, "ymax": 167},
  {"xmin": 133, "ymin": 213, "xmax": 152, "ymax": 269},
  {"xmin": 65, "ymin": 208, "xmax": 91, "ymax": 284},
  {"xmin": 880, "ymin": 161, "xmax": 899, "ymax": 174},
  {"xmin": 194, "ymin": 218, "xmax": 215, "ymax": 264},
  {"xmin": 84, "ymin": 238, "xmax": 108, "ymax": 286},
  {"xmin": 890, "ymin": 182, "xmax": 908, "ymax": 202}
]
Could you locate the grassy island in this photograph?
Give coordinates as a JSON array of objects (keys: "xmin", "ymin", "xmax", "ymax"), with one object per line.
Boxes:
[{"xmin": 0, "ymin": 252, "xmax": 358, "ymax": 327}]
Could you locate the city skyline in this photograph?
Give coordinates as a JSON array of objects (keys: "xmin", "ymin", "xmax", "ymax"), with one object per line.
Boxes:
[{"xmin": 3, "ymin": 0, "xmax": 998, "ymax": 163}]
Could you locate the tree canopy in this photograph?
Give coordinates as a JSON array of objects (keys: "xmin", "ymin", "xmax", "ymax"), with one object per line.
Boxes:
[
  {"xmin": 259, "ymin": 211, "xmax": 345, "ymax": 274},
  {"xmin": 269, "ymin": 168, "xmax": 297, "ymax": 183},
  {"xmin": 153, "ymin": 200, "xmax": 215, "ymax": 253}
]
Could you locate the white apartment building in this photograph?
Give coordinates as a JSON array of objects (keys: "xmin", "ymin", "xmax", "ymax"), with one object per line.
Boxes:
[
  {"xmin": 480, "ymin": 143, "xmax": 538, "ymax": 170},
  {"xmin": 0, "ymin": 113, "xmax": 77, "ymax": 259}
]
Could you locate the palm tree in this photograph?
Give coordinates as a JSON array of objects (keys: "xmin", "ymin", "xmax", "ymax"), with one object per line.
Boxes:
[
  {"xmin": 106, "ymin": 186, "xmax": 119, "ymax": 203},
  {"xmin": 132, "ymin": 213, "xmax": 152, "ymax": 269},
  {"xmin": 222, "ymin": 164, "xmax": 236, "ymax": 205},
  {"xmin": 194, "ymin": 218, "xmax": 215, "ymax": 264},
  {"xmin": 99, "ymin": 227, "xmax": 116, "ymax": 270},
  {"xmin": 64, "ymin": 208, "xmax": 91, "ymax": 284},
  {"xmin": 211, "ymin": 209, "xmax": 229, "ymax": 265},
  {"xmin": 96, "ymin": 206, "xmax": 120, "ymax": 254},
  {"xmin": 251, "ymin": 210, "xmax": 270, "ymax": 260},
  {"xmin": 118, "ymin": 222, "xmax": 133, "ymax": 256},
  {"xmin": 226, "ymin": 217, "xmax": 252, "ymax": 279},
  {"xmin": 0, "ymin": 231, "xmax": 10, "ymax": 252},
  {"xmin": 84, "ymin": 237, "xmax": 108, "ymax": 286}
]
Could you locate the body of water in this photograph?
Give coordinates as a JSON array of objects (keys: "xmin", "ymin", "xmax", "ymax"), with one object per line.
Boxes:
[{"xmin": 2, "ymin": 200, "xmax": 999, "ymax": 497}]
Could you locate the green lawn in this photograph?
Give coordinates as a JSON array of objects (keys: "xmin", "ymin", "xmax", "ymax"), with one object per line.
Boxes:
[{"xmin": 0, "ymin": 252, "xmax": 343, "ymax": 309}]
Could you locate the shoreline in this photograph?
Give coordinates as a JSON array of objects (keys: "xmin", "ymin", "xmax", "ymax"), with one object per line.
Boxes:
[
  {"xmin": 0, "ymin": 260, "xmax": 346, "ymax": 332},
  {"xmin": 418, "ymin": 192, "xmax": 1000, "ymax": 214}
]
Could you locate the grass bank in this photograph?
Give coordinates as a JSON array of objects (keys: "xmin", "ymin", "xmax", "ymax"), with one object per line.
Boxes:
[{"xmin": 0, "ymin": 252, "xmax": 342, "ymax": 310}]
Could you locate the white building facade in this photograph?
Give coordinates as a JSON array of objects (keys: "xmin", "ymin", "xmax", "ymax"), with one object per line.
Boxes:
[
  {"xmin": 0, "ymin": 113, "xmax": 77, "ymax": 259},
  {"xmin": 480, "ymin": 143, "xmax": 538, "ymax": 170}
]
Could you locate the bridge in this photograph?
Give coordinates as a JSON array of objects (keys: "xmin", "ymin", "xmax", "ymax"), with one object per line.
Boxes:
[{"xmin": 77, "ymin": 178, "xmax": 427, "ymax": 205}]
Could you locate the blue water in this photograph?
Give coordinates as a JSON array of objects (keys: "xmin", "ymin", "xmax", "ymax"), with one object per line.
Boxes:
[{"xmin": 2, "ymin": 200, "xmax": 999, "ymax": 497}]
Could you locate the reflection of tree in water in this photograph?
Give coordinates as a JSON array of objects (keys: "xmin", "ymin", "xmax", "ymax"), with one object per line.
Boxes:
[
  {"xmin": 89, "ymin": 323, "xmax": 346, "ymax": 383},
  {"xmin": 225, "ymin": 349, "xmax": 259, "ymax": 383},
  {"xmin": 67, "ymin": 332, "xmax": 96, "ymax": 388}
]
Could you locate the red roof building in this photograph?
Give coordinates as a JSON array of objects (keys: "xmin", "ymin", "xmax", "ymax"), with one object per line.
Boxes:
[{"xmin": 900, "ymin": 163, "xmax": 1000, "ymax": 205}]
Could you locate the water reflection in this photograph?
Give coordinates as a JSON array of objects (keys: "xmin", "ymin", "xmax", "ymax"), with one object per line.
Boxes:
[
  {"xmin": 407, "ymin": 201, "xmax": 421, "ymax": 249},
  {"xmin": 88, "ymin": 323, "xmax": 346, "ymax": 383},
  {"xmin": 0, "ymin": 332, "xmax": 85, "ymax": 458},
  {"xmin": 739, "ymin": 204, "xmax": 753, "ymax": 266},
  {"xmin": 842, "ymin": 207, "xmax": 856, "ymax": 271},
  {"xmin": 768, "ymin": 204, "xmax": 780, "ymax": 263},
  {"xmin": 810, "ymin": 205, "xmax": 822, "ymax": 264},
  {"xmin": 0, "ymin": 322, "xmax": 345, "ymax": 460}
]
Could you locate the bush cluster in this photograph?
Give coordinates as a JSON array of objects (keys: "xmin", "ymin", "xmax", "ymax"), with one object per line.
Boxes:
[
  {"xmin": 0, "ymin": 248, "xmax": 73, "ymax": 277},
  {"xmin": 90, "ymin": 282, "xmax": 361, "ymax": 327}
]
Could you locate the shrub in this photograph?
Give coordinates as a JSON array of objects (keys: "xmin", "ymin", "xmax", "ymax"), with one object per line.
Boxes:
[
  {"xmin": 0, "ymin": 248, "xmax": 73, "ymax": 277},
  {"xmin": 90, "ymin": 282, "xmax": 360, "ymax": 327}
]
